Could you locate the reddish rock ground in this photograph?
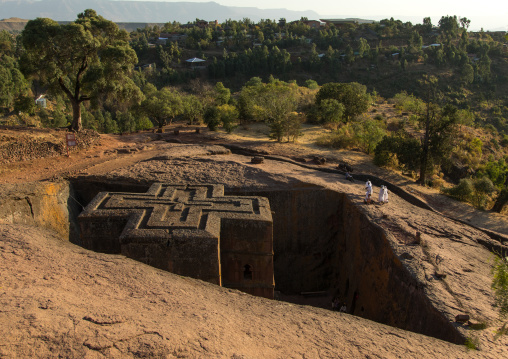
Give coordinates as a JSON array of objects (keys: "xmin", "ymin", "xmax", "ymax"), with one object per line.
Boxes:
[{"xmin": 1, "ymin": 125, "xmax": 507, "ymax": 358}]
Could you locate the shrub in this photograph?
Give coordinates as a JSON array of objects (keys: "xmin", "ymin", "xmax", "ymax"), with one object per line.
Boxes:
[
  {"xmin": 501, "ymin": 134, "xmax": 508, "ymax": 147},
  {"xmin": 373, "ymin": 132, "xmax": 421, "ymax": 173},
  {"xmin": 137, "ymin": 116, "xmax": 154, "ymax": 131},
  {"xmin": 465, "ymin": 336, "xmax": 479, "ymax": 351},
  {"xmin": 304, "ymin": 79, "xmax": 319, "ymax": 89},
  {"xmin": 352, "ymin": 118, "xmax": 386, "ymax": 154},
  {"xmin": 430, "ymin": 177, "xmax": 445, "ymax": 189},
  {"xmin": 492, "ymin": 254, "xmax": 508, "ymax": 337},
  {"xmin": 204, "ymin": 106, "xmax": 221, "ymax": 131},
  {"xmin": 472, "ymin": 176, "xmax": 496, "ymax": 209},
  {"xmin": 443, "ymin": 178, "xmax": 474, "ymax": 202},
  {"xmin": 316, "ymin": 123, "xmax": 356, "ymax": 149},
  {"xmin": 217, "ymin": 104, "xmax": 238, "ymax": 133}
]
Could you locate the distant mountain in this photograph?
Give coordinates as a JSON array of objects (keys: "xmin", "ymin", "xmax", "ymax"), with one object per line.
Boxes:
[{"xmin": 0, "ymin": 0, "xmax": 321, "ymax": 23}]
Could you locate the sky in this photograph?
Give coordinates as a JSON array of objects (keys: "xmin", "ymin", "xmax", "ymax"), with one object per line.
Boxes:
[{"xmin": 123, "ymin": 0, "xmax": 507, "ymax": 31}]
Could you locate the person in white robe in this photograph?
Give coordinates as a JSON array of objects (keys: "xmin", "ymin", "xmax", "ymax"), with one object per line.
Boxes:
[
  {"xmin": 383, "ymin": 186, "xmax": 389, "ymax": 203},
  {"xmin": 364, "ymin": 180, "xmax": 372, "ymax": 203},
  {"xmin": 378, "ymin": 185, "xmax": 385, "ymax": 203}
]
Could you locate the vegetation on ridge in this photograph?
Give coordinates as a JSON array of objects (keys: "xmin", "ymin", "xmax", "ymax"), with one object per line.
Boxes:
[{"xmin": 0, "ymin": 11, "xmax": 507, "ymax": 210}]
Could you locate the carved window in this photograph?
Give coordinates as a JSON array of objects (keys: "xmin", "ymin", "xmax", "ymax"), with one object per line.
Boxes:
[{"xmin": 243, "ymin": 264, "xmax": 253, "ymax": 280}]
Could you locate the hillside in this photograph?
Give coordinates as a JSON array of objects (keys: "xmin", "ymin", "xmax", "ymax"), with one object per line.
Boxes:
[
  {"xmin": 0, "ymin": 17, "xmax": 28, "ymax": 32},
  {"xmin": 0, "ymin": 0, "xmax": 320, "ymax": 22}
]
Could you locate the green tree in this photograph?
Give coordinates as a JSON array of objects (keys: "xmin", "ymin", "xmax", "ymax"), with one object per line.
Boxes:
[
  {"xmin": 181, "ymin": 94, "xmax": 204, "ymax": 125},
  {"xmin": 259, "ymin": 82, "xmax": 299, "ymax": 142},
  {"xmin": 239, "ymin": 80, "xmax": 299, "ymax": 141},
  {"xmin": 0, "ymin": 31, "xmax": 28, "ymax": 109},
  {"xmin": 116, "ymin": 110, "xmax": 137, "ymax": 133},
  {"xmin": 353, "ymin": 119, "xmax": 386, "ymax": 154},
  {"xmin": 438, "ymin": 15, "xmax": 459, "ymax": 38},
  {"xmin": 217, "ymin": 104, "xmax": 238, "ymax": 133},
  {"xmin": 419, "ymin": 103, "xmax": 459, "ymax": 183},
  {"xmin": 459, "ymin": 17, "xmax": 471, "ymax": 30},
  {"xmin": 140, "ymin": 87, "xmax": 183, "ymax": 129},
  {"xmin": 418, "ymin": 77, "xmax": 458, "ymax": 184},
  {"xmin": 203, "ymin": 106, "xmax": 221, "ymax": 131},
  {"xmin": 318, "ymin": 98, "xmax": 344, "ymax": 125},
  {"xmin": 315, "ymin": 82, "xmax": 370, "ymax": 122},
  {"xmin": 103, "ymin": 111, "xmax": 119, "ymax": 134},
  {"xmin": 422, "ymin": 17, "xmax": 433, "ymax": 33},
  {"xmin": 460, "ymin": 63, "xmax": 475, "ymax": 85},
  {"xmin": 476, "ymin": 54, "xmax": 492, "ymax": 82},
  {"xmin": 358, "ymin": 38, "xmax": 370, "ymax": 58},
  {"xmin": 214, "ymin": 82, "xmax": 231, "ymax": 105},
  {"xmin": 20, "ymin": 10, "xmax": 142, "ymax": 131},
  {"xmin": 14, "ymin": 94, "xmax": 37, "ymax": 115}
]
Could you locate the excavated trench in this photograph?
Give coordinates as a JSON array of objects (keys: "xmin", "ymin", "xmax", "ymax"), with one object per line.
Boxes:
[{"xmin": 0, "ymin": 178, "xmax": 464, "ymax": 344}]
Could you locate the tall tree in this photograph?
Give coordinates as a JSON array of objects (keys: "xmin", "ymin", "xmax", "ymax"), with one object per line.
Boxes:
[
  {"xmin": 418, "ymin": 77, "xmax": 458, "ymax": 184},
  {"xmin": 0, "ymin": 31, "xmax": 28, "ymax": 109},
  {"xmin": 438, "ymin": 15, "xmax": 459, "ymax": 39},
  {"xmin": 20, "ymin": 9, "xmax": 142, "ymax": 131}
]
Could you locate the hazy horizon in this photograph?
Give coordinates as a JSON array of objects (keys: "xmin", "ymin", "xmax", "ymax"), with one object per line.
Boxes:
[
  {"xmin": 116, "ymin": 0, "xmax": 508, "ymax": 31},
  {"xmin": 6, "ymin": 0, "xmax": 508, "ymax": 31}
]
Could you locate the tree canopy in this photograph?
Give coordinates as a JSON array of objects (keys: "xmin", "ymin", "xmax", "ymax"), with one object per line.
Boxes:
[
  {"xmin": 20, "ymin": 9, "xmax": 142, "ymax": 131},
  {"xmin": 238, "ymin": 79, "xmax": 300, "ymax": 141},
  {"xmin": 315, "ymin": 82, "xmax": 370, "ymax": 122},
  {"xmin": 140, "ymin": 84, "xmax": 183, "ymax": 129},
  {"xmin": 0, "ymin": 31, "xmax": 28, "ymax": 109}
]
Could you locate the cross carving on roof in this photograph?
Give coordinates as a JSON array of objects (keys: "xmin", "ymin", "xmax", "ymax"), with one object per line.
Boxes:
[{"xmin": 78, "ymin": 183, "xmax": 274, "ymax": 298}]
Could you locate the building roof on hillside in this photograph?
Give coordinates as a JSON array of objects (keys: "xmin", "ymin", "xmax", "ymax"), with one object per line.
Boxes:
[
  {"xmin": 186, "ymin": 57, "xmax": 206, "ymax": 63},
  {"xmin": 320, "ymin": 18, "xmax": 375, "ymax": 25}
]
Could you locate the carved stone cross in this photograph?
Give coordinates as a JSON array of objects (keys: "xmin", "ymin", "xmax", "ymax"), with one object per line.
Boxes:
[{"xmin": 78, "ymin": 183, "xmax": 274, "ymax": 298}]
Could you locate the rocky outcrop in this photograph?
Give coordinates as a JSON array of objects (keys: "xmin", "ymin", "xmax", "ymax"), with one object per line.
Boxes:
[
  {"xmin": 0, "ymin": 128, "xmax": 100, "ymax": 164},
  {"xmin": 0, "ymin": 181, "xmax": 76, "ymax": 240}
]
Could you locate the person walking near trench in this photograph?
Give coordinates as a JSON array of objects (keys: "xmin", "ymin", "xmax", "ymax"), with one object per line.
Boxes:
[
  {"xmin": 364, "ymin": 180, "xmax": 372, "ymax": 204},
  {"xmin": 378, "ymin": 185, "xmax": 385, "ymax": 203}
]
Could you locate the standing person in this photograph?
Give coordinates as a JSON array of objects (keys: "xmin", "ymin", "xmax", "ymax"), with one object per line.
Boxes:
[
  {"xmin": 364, "ymin": 180, "xmax": 372, "ymax": 204},
  {"xmin": 383, "ymin": 185, "xmax": 389, "ymax": 203},
  {"xmin": 378, "ymin": 185, "xmax": 385, "ymax": 203},
  {"xmin": 340, "ymin": 303, "xmax": 347, "ymax": 313}
]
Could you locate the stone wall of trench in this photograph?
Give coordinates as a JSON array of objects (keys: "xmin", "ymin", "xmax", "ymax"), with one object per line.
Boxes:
[
  {"xmin": 232, "ymin": 187, "xmax": 464, "ymax": 344},
  {"xmin": 0, "ymin": 181, "xmax": 76, "ymax": 240}
]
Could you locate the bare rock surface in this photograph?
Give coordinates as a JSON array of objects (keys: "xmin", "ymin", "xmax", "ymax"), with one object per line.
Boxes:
[
  {"xmin": 0, "ymin": 127, "xmax": 507, "ymax": 357},
  {"xmin": 0, "ymin": 222, "xmax": 489, "ymax": 358},
  {"xmin": 87, "ymin": 145, "xmax": 508, "ymax": 356}
]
